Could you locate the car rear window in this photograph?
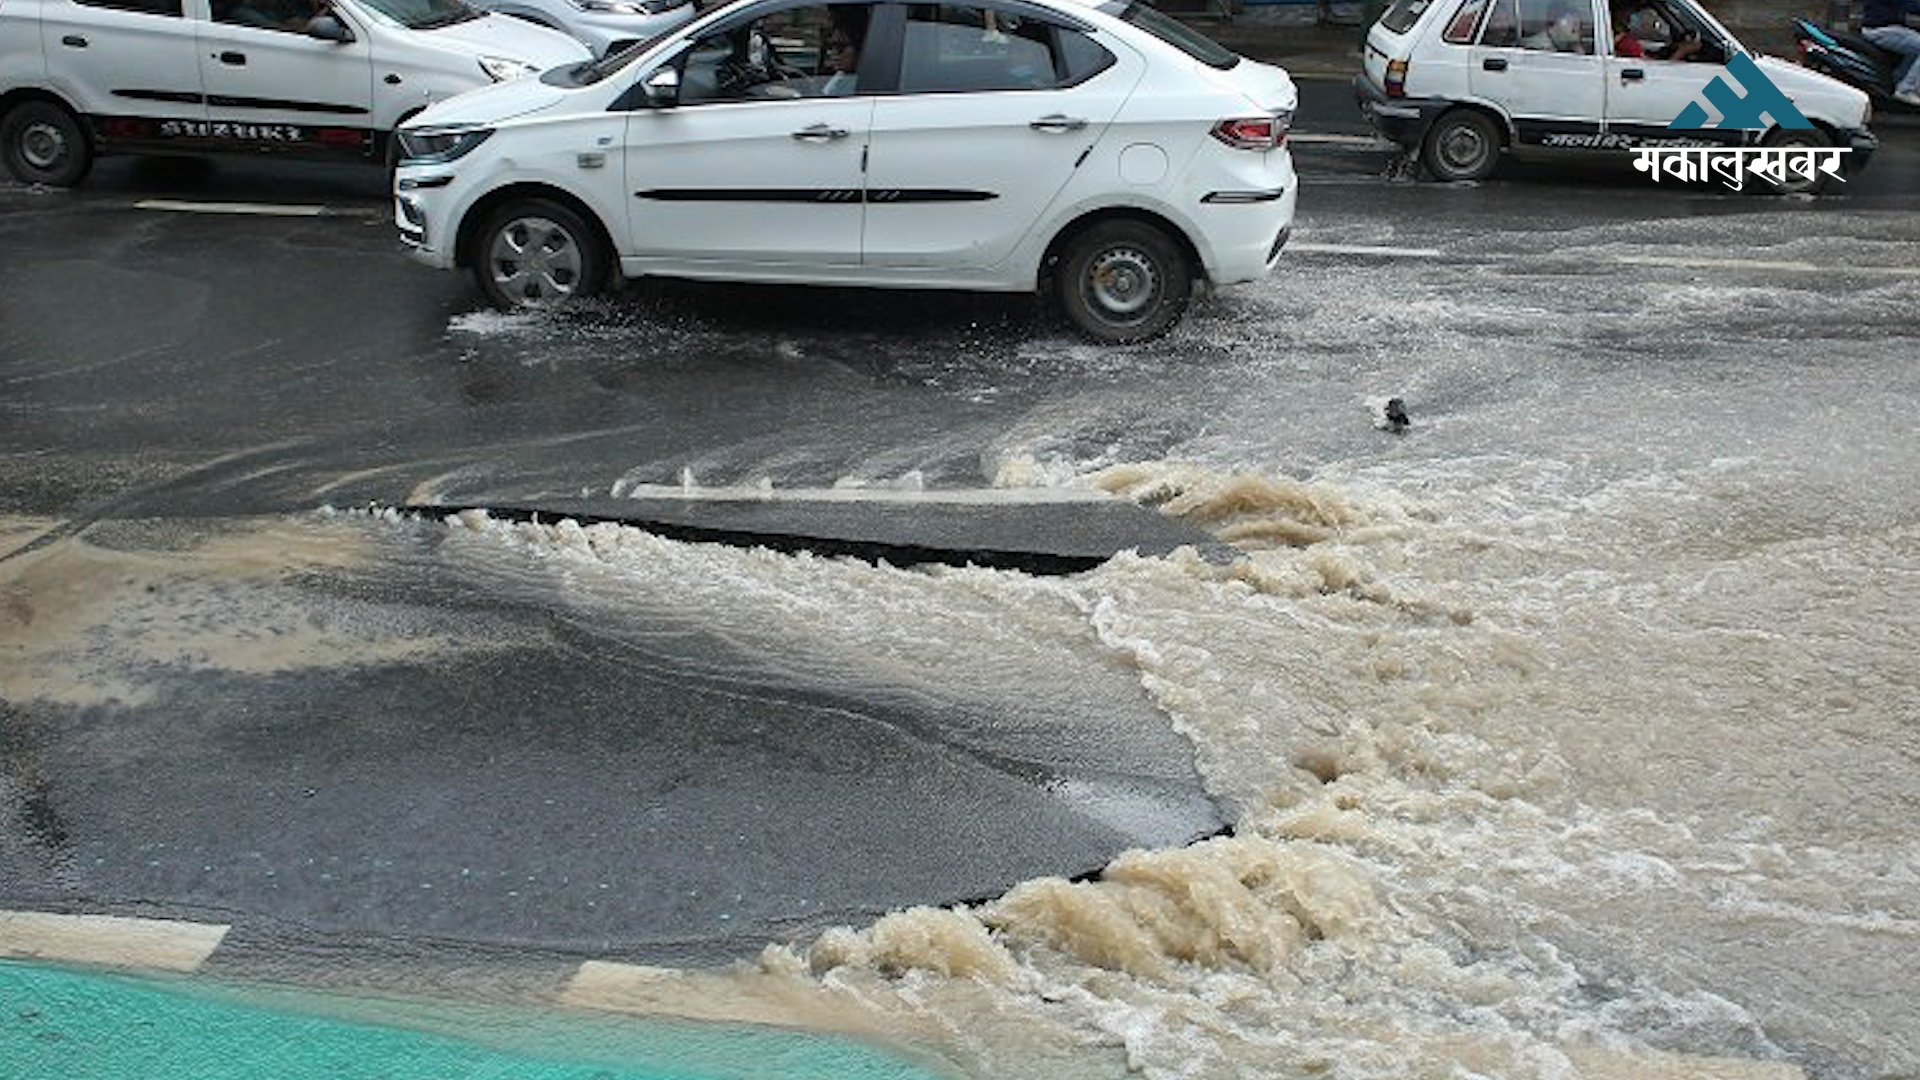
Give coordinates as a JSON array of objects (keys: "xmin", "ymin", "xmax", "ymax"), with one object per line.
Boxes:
[
  {"xmin": 1442, "ymin": 0, "xmax": 1485, "ymax": 41},
  {"xmin": 1115, "ymin": 2, "xmax": 1238, "ymax": 69},
  {"xmin": 1379, "ymin": 0, "xmax": 1434, "ymax": 32}
]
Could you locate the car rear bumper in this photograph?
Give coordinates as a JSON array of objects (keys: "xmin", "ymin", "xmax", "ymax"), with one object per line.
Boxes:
[
  {"xmin": 1197, "ymin": 180, "xmax": 1298, "ymax": 285},
  {"xmin": 1354, "ymin": 75, "xmax": 1445, "ymax": 147}
]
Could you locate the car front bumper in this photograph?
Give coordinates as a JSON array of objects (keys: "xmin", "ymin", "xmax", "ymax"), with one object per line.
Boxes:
[
  {"xmin": 395, "ymin": 171, "xmax": 460, "ymax": 270},
  {"xmin": 1842, "ymin": 126, "xmax": 1876, "ymax": 173}
]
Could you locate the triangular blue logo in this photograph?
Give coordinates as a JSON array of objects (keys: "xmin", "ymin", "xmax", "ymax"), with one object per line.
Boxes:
[{"xmin": 1670, "ymin": 53, "xmax": 1814, "ymax": 129}]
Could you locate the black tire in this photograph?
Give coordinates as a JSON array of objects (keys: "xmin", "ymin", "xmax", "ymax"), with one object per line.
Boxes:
[
  {"xmin": 1054, "ymin": 219, "xmax": 1192, "ymax": 345},
  {"xmin": 1, "ymin": 99, "xmax": 93, "ymax": 187},
  {"xmin": 469, "ymin": 198, "xmax": 611, "ymax": 310},
  {"xmin": 1759, "ymin": 126, "xmax": 1833, "ymax": 196},
  {"xmin": 1421, "ymin": 108, "xmax": 1501, "ymax": 183}
]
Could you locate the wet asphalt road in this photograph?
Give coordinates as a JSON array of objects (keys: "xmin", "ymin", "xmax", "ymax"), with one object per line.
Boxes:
[{"xmin": 2, "ymin": 75, "xmax": 1918, "ymax": 971}]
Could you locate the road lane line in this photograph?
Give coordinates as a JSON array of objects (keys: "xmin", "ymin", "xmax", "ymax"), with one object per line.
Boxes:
[
  {"xmin": 135, "ymin": 199, "xmax": 329, "ymax": 217},
  {"xmin": 0, "ymin": 910, "xmax": 230, "ymax": 971},
  {"xmin": 1613, "ymin": 254, "xmax": 1920, "ymax": 277},
  {"xmin": 1290, "ymin": 242, "xmax": 1447, "ymax": 258}
]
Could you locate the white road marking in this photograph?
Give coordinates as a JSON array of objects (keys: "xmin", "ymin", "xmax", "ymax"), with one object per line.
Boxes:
[
  {"xmin": 135, "ymin": 199, "xmax": 328, "ymax": 217},
  {"xmin": 560, "ymin": 961, "xmax": 829, "ymax": 1031},
  {"xmin": 1290, "ymin": 242, "xmax": 1446, "ymax": 258},
  {"xmin": 0, "ymin": 910, "xmax": 230, "ymax": 972}
]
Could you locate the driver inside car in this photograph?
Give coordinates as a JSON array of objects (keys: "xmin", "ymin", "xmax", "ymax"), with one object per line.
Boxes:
[{"xmin": 1610, "ymin": 1, "xmax": 1703, "ymax": 60}]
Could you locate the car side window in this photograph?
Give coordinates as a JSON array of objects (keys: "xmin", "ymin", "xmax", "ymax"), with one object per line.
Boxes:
[
  {"xmin": 1442, "ymin": 0, "xmax": 1487, "ymax": 43},
  {"xmin": 74, "ymin": 0, "xmax": 183, "ymax": 15},
  {"xmin": 1055, "ymin": 26, "xmax": 1116, "ymax": 85},
  {"xmin": 1479, "ymin": 0, "xmax": 1518, "ymax": 46},
  {"xmin": 679, "ymin": 3, "xmax": 873, "ymax": 104},
  {"xmin": 211, "ymin": 0, "xmax": 331, "ymax": 33},
  {"xmin": 1514, "ymin": 0, "xmax": 1594, "ymax": 52},
  {"xmin": 899, "ymin": 4, "xmax": 1062, "ymax": 94}
]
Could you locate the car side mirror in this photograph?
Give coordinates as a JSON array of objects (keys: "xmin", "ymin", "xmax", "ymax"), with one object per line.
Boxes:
[
  {"xmin": 307, "ymin": 14, "xmax": 354, "ymax": 43},
  {"xmin": 641, "ymin": 66, "xmax": 679, "ymax": 107}
]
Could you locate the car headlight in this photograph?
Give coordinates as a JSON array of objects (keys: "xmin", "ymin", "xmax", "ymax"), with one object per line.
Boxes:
[
  {"xmin": 572, "ymin": 0, "xmax": 646, "ymax": 11},
  {"xmin": 478, "ymin": 55, "xmax": 539, "ymax": 82},
  {"xmin": 396, "ymin": 125, "xmax": 494, "ymax": 165}
]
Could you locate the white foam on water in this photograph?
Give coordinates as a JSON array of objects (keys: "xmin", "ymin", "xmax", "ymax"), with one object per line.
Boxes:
[{"xmin": 410, "ymin": 453, "xmax": 1917, "ymax": 1080}]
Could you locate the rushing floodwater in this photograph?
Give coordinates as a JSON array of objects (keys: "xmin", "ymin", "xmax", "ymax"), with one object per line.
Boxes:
[
  {"xmin": 5, "ymin": 207, "xmax": 1917, "ymax": 1079},
  {"xmin": 424, "ymin": 209, "xmax": 1920, "ymax": 1080}
]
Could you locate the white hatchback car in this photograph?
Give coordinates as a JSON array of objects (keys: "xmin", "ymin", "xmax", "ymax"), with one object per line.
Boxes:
[
  {"xmin": 394, "ymin": 0, "xmax": 1298, "ymax": 342},
  {"xmin": 1355, "ymin": 0, "xmax": 1875, "ymax": 191},
  {"xmin": 0, "ymin": 0, "xmax": 588, "ymax": 186}
]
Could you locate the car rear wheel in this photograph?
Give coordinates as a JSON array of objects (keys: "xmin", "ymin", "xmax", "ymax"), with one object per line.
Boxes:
[
  {"xmin": 1421, "ymin": 108, "xmax": 1501, "ymax": 183},
  {"xmin": 1, "ymin": 100, "xmax": 93, "ymax": 187},
  {"xmin": 471, "ymin": 198, "xmax": 610, "ymax": 310},
  {"xmin": 1055, "ymin": 220, "xmax": 1192, "ymax": 345},
  {"xmin": 1760, "ymin": 126, "xmax": 1833, "ymax": 196}
]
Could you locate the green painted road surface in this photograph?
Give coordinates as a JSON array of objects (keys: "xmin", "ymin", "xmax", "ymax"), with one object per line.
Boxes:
[{"xmin": 1, "ymin": 961, "xmax": 951, "ymax": 1080}]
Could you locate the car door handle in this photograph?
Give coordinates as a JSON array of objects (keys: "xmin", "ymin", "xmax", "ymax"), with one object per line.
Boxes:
[
  {"xmin": 218, "ymin": 51, "xmax": 247, "ymax": 66},
  {"xmin": 1482, "ymin": 57, "xmax": 1507, "ymax": 71},
  {"xmin": 791, "ymin": 123, "xmax": 849, "ymax": 142},
  {"xmin": 1030, "ymin": 114, "xmax": 1088, "ymax": 133},
  {"xmin": 1620, "ymin": 67, "xmax": 1645, "ymax": 80},
  {"xmin": 61, "ymin": 34, "xmax": 87, "ymax": 48}
]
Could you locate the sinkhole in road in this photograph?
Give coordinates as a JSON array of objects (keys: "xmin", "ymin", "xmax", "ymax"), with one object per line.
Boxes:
[{"xmin": 1, "ymin": 961, "xmax": 955, "ymax": 1080}]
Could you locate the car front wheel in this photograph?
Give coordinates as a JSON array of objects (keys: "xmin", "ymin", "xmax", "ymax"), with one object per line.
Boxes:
[
  {"xmin": 1, "ymin": 100, "xmax": 93, "ymax": 187},
  {"xmin": 1055, "ymin": 219, "xmax": 1193, "ymax": 345},
  {"xmin": 1760, "ymin": 127, "xmax": 1833, "ymax": 196},
  {"xmin": 1421, "ymin": 108, "xmax": 1501, "ymax": 183},
  {"xmin": 471, "ymin": 198, "xmax": 610, "ymax": 310}
]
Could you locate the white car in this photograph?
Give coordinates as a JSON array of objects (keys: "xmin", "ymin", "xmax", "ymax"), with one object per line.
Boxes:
[
  {"xmin": 394, "ymin": 0, "xmax": 1298, "ymax": 343},
  {"xmin": 0, "ymin": 0, "xmax": 590, "ymax": 186},
  {"xmin": 1355, "ymin": 0, "xmax": 1875, "ymax": 191},
  {"xmin": 470, "ymin": 0, "xmax": 694, "ymax": 58}
]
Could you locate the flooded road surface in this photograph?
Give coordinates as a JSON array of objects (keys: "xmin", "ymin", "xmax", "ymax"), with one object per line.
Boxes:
[{"xmin": 3, "ymin": 134, "xmax": 1919, "ymax": 1080}]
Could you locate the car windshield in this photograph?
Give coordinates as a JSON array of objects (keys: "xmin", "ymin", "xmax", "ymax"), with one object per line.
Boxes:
[
  {"xmin": 1113, "ymin": 1, "xmax": 1238, "ymax": 69},
  {"xmin": 353, "ymin": 0, "xmax": 483, "ymax": 30},
  {"xmin": 564, "ymin": 27, "xmax": 689, "ymax": 86}
]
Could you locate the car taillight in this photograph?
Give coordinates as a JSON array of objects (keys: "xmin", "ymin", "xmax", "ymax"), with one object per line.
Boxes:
[
  {"xmin": 1386, "ymin": 58, "xmax": 1409, "ymax": 97},
  {"xmin": 1211, "ymin": 111, "xmax": 1291, "ymax": 151}
]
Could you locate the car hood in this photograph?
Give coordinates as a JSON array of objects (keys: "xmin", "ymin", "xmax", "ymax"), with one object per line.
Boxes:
[
  {"xmin": 1752, "ymin": 53, "xmax": 1870, "ymax": 125},
  {"xmin": 405, "ymin": 74, "xmax": 572, "ymax": 129},
  {"xmin": 418, "ymin": 12, "xmax": 592, "ymax": 68}
]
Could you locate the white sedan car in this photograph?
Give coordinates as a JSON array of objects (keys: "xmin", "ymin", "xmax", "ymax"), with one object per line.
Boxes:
[{"xmin": 394, "ymin": 0, "xmax": 1297, "ymax": 343}]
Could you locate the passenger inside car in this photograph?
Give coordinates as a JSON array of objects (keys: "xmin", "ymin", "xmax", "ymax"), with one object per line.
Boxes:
[
  {"xmin": 820, "ymin": 5, "xmax": 868, "ymax": 95},
  {"xmin": 1519, "ymin": 0, "xmax": 1591, "ymax": 52}
]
